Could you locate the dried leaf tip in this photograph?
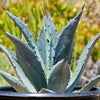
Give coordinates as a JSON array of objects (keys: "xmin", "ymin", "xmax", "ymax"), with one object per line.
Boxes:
[
  {"xmin": 0, "ymin": 4, "xmax": 6, "ymax": 11},
  {"xmin": 46, "ymin": 3, "xmax": 49, "ymax": 18},
  {"xmin": 42, "ymin": 9, "xmax": 45, "ymax": 15},
  {"xmin": 46, "ymin": 3, "xmax": 48, "ymax": 11},
  {"xmin": 82, "ymin": 4, "xmax": 85, "ymax": 10},
  {"xmin": 2, "ymin": 29, "xmax": 6, "ymax": 33},
  {"xmin": 64, "ymin": 55, "xmax": 69, "ymax": 61}
]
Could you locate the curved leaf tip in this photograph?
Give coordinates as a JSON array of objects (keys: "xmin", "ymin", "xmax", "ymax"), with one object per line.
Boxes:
[
  {"xmin": 42, "ymin": 9, "xmax": 45, "ymax": 15},
  {"xmin": 0, "ymin": 4, "xmax": 6, "ymax": 11},
  {"xmin": 46, "ymin": 3, "xmax": 49, "ymax": 17},
  {"xmin": 82, "ymin": 4, "xmax": 85, "ymax": 10},
  {"xmin": 64, "ymin": 55, "xmax": 69, "ymax": 61}
]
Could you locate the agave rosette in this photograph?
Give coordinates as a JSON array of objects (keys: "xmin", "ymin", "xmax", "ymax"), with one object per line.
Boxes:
[{"xmin": 0, "ymin": 5, "xmax": 100, "ymax": 93}]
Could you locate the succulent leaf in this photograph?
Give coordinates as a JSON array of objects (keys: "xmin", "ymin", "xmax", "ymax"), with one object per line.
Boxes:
[
  {"xmin": 79, "ymin": 75, "xmax": 100, "ymax": 92},
  {"xmin": 68, "ymin": 41, "xmax": 74, "ymax": 65},
  {"xmin": 0, "ymin": 44, "xmax": 37, "ymax": 93},
  {"xmin": 47, "ymin": 12, "xmax": 58, "ymax": 47},
  {"xmin": 43, "ymin": 15, "xmax": 49, "ymax": 27},
  {"xmin": 37, "ymin": 15, "xmax": 51, "ymax": 77},
  {"xmin": 43, "ymin": 14, "xmax": 58, "ymax": 70},
  {"xmin": 65, "ymin": 33, "xmax": 100, "ymax": 93},
  {"xmin": 49, "ymin": 37, "xmax": 54, "ymax": 70},
  {"xmin": 47, "ymin": 14, "xmax": 58, "ymax": 70},
  {"xmin": 44, "ymin": 25, "xmax": 52, "ymax": 71},
  {"xmin": 5, "ymin": 32, "xmax": 47, "ymax": 91},
  {"xmin": 4, "ymin": 9, "xmax": 43, "ymax": 68},
  {"xmin": 4, "ymin": 9, "xmax": 35, "ymax": 49},
  {"xmin": 48, "ymin": 58, "xmax": 71, "ymax": 93},
  {"xmin": 37, "ymin": 25, "xmax": 48, "ymax": 77},
  {"xmin": 37, "ymin": 10, "xmax": 58, "ymax": 76},
  {"xmin": 46, "ymin": 4, "xmax": 58, "ymax": 46},
  {"xmin": 0, "ymin": 70, "xmax": 29, "ymax": 93},
  {"xmin": 53, "ymin": 8, "xmax": 83, "ymax": 65}
]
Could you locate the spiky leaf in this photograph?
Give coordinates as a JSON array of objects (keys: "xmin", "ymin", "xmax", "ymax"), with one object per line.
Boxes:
[
  {"xmin": 0, "ymin": 44, "xmax": 37, "ymax": 93},
  {"xmin": 47, "ymin": 13, "xmax": 58, "ymax": 70},
  {"xmin": 49, "ymin": 37, "xmax": 54, "ymax": 70},
  {"xmin": 4, "ymin": 9, "xmax": 35, "ymax": 49},
  {"xmin": 5, "ymin": 32, "xmax": 47, "ymax": 91},
  {"xmin": 0, "ymin": 70, "xmax": 29, "ymax": 93},
  {"xmin": 4, "ymin": 9, "xmax": 43, "ymax": 67},
  {"xmin": 53, "ymin": 8, "xmax": 83, "ymax": 65},
  {"xmin": 37, "ymin": 13, "xmax": 57, "ymax": 77},
  {"xmin": 47, "ymin": 11, "xmax": 58, "ymax": 47},
  {"xmin": 79, "ymin": 75, "xmax": 100, "ymax": 92},
  {"xmin": 37, "ymin": 25, "xmax": 48, "ymax": 74},
  {"xmin": 48, "ymin": 58, "xmax": 71, "ymax": 93},
  {"xmin": 42, "ymin": 11, "xmax": 58, "ymax": 70},
  {"xmin": 65, "ymin": 33, "xmax": 100, "ymax": 93}
]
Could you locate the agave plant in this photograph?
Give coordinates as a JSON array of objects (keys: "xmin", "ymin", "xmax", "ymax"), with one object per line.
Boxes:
[{"xmin": 0, "ymin": 5, "xmax": 100, "ymax": 93}]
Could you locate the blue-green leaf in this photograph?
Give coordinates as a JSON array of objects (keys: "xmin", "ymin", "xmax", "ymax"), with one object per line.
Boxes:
[
  {"xmin": 47, "ymin": 13, "xmax": 58, "ymax": 70},
  {"xmin": 43, "ymin": 13, "xmax": 58, "ymax": 70},
  {"xmin": 0, "ymin": 44, "xmax": 37, "ymax": 93},
  {"xmin": 48, "ymin": 58, "xmax": 71, "ymax": 93},
  {"xmin": 37, "ymin": 13, "xmax": 57, "ymax": 77},
  {"xmin": 47, "ymin": 12, "xmax": 58, "ymax": 47},
  {"xmin": 4, "ymin": 9, "xmax": 43, "ymax": 67},
  {"xmin": 49, "ymin": 37, "xmax": 54, "ymax": 70},
  {"xmin": 37, "ymin": 25, "xmax": 48, "ymax": 77},
  {"xmin": 5, "ymin": 32, "xmax": 47, "ymax": 91},
  {"xmin": 0, "ymin": 70, "xmax": 29, "ymax": 93},
  {"xmin": 79, "ymin": 75, "xmax": 100, "ymax": 92},
  {"xmin": 4, "ymin": 9, "xmax": 35, "ymax": 49},
  {"xmin": 53, "ymin": 8, "xmax": 83, "ymax": 65},
  {"xmin": 65, "ymin": 33, "xmax": 100, "ymax": 93}
]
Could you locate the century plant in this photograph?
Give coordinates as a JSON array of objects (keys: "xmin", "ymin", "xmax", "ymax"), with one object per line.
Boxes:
[{"xmin": 0, "ymin": 4, "xmax": 100, "ymax": 93}]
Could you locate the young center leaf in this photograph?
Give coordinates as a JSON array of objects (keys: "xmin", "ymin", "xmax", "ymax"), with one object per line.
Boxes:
[
  {"xmin": 37, "ymin": 22, "xmax": 48, "ymax": 76},
  {"xmin": 46, "ymin": 6, "xmax": 58, "ymax": 48}
]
